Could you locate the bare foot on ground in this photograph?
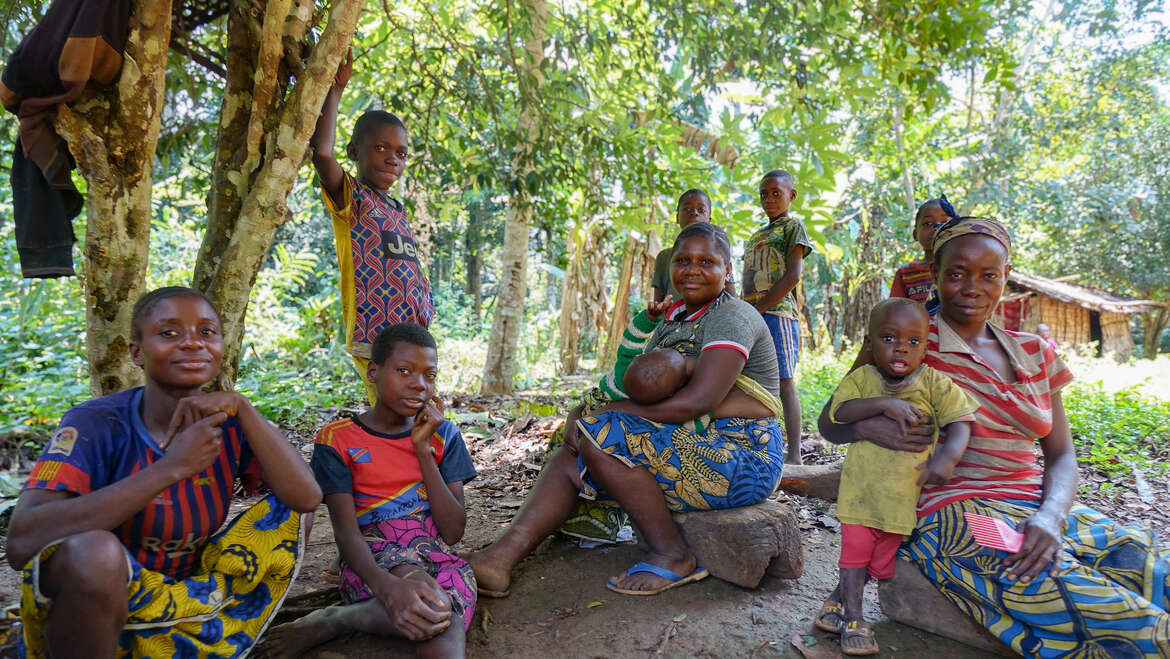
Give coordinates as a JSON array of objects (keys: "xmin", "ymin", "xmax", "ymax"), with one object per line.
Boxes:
[
  {"xmin": 256, "ymin": 608, "xmax": 344, "ymax": 658},
  {"xmin": 466, "ymin": 550, "xmax": 511, "ymax": 596}
]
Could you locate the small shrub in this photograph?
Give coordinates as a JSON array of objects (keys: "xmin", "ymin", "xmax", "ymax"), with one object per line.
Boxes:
[
  {"xmin": 795, "ymin": 346, "xmax": 855, "ymax": 432},
  {"xmin": 1063, "ymin": 382, "xmax": 1170, "ymax": 478}
]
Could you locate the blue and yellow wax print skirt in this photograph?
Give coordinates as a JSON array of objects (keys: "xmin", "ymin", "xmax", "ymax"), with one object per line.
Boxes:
[
  {"xmin": 576, "ymin": 412, "xmax": 784, "ymax": 512},
  {"xmin": 902, "ymin": 497, "xmax": 1170, "ymax": 658},
  {"xmin": 17, "ymin": 494, "xmax": 304, "ymax": 659}
]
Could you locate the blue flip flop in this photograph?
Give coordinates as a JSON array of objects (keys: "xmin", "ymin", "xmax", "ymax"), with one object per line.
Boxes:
[{"xmin": 605, "ymin": 561, "xmax": 710, "ymax": 596}]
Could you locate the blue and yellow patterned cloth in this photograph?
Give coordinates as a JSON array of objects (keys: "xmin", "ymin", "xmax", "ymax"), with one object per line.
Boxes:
[
  {"xmin": 576, "ymin": 413, "xmax": 783, "ymax": 511},
  {"xmin": 902, "ymin": 497, "xmax": 1170, "ymax": 658},
  {"xmin": 18, "ymin": 494, "xmax": 303, "ymax": 659}
]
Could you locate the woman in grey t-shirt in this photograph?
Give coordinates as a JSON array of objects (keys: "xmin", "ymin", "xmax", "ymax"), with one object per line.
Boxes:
[{"xmin": 471, "ymin": 223, "xmax": 786, "ymax": 598}]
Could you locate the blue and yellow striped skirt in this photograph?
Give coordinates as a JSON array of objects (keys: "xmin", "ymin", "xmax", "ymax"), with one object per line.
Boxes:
[{"xmin": 902, "ymin": 497, "xmax": 1170, "ymax": 657}]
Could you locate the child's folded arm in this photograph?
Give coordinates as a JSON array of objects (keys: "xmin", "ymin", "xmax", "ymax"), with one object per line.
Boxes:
[
  {"xmin": 831, "ymin": 396, "xmax": 922, "ymax": 425},
  {"xmin": 917, "ymin": 420, "xmax": 972, "ymax": 486},
  {"xmin": 230, "ymin": 395, "xmax": 321, "ymax": 512},
  {"xmin": 935, "ymin": 420, "xmax": 972, "ymax": 463},
  {"xmin": 818, "ymin": 400, "xmax": 935, "ymax": 452},
  {"xmin": 414, "ymin": 442, "xmax": 467, "ymax": 545},
  {"xmin": 753, "ymin": 247, "xmax": 804, "ymax": 312},
  {"xmin": 411, "ymin": 406, "xmax": 470, "ymax": 545}
]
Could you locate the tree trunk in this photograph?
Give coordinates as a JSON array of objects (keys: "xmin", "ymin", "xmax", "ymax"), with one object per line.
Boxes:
[
  {"xmin": 840, "ymin": 205, "xmax": 884, "ymax": 345},
  {"xmin": 402, "ymin": 175, "xmax": 435, "ymax": 270},
  {"xmin": 54, "ymin": 0, "xmax": 173, "ymax": 396},
  {"xmin": 1141, "ymin": 305, "xmax": 1170, "ymax": 358},
  {"xmin": 823, "ymin": 278, "xmax": 842, "ymax": 352},
  {"xmin": 893, "ymin": 103, "xmax": 916, "ymax": 213},
  {"xmin": 464, "ymin": 211, "xmax": 484, "ymax": 321},
  {"xmin": 557, "ymin": 220, "xmax": 608, "ymax": 375},
  {"xmin": 638, "ymin": 229, "xmax": 661, "ymax": 302},
  {"xmin": 557, "ymin": 224, "xmax": 586, "ymax": 375},
  {"xmin": 481, "ymin": 0, "xmax": 547, "ymax": 394},
  {"xmin": 800, "ymin": 296, "xmax": 817, "ymax": 351},
  {"xmin": 191, "ymin": 0, "xmax": 363, "ymax": 389},
  {"xmin": 962, "ymin": 0, "xmax": 1057, "ymax": 213},
  {"xmin": 603, "ymin": 235, "xmax": 639, "ymax": 366}
]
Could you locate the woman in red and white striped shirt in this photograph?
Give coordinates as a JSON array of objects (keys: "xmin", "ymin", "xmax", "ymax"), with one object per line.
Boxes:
[{"xmin": 820, "ymin": 217, "xmax": 1168, "ymax": 658}]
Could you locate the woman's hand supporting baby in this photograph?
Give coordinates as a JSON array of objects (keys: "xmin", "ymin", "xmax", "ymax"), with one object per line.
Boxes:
[{"xmin": 822, "ymin": 397, "xmax": 935, "ymax": 453}]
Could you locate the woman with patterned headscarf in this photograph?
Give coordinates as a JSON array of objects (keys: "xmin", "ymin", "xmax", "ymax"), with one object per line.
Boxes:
[{"xmin": 820, "ymin": 217, "xmax": 1169, "ymax": 657}]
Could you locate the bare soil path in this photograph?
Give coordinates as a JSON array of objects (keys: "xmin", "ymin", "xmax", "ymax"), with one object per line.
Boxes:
[{"xmin": 2, "ymin": 378, "xmax": 1167, "ymax": 658}]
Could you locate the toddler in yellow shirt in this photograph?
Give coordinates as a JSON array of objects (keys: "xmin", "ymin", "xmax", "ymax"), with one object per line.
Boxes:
[{"xmin": 816, "ymin": 298, "xmax": 978, "ymax": 655}]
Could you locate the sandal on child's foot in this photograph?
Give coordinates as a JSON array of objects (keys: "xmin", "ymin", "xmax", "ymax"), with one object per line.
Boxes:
[
  {"xmin": 813, "ymin": 600, "xmax": 845, "ymax": 633},
  {"xmin": 840, "ymin": 620, "xmax": 879, "ymax": 656}
]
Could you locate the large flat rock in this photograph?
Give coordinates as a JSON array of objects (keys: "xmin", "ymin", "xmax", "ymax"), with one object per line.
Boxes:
[
  {"xmin": 879, "ymin": 558, "xmax": 1018, "ymax": 656},
  {"xmin": 670, "ymin": 499, "xmax": 804, "ymax": 588}
]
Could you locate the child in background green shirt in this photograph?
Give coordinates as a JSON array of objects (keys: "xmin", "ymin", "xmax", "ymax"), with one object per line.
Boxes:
[{"xmin": 741, "ymin": 169, "xmax": 813, "ymax": 464}]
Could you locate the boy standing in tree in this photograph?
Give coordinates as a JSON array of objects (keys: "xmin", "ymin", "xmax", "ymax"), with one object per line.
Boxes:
[
  {"xmin": 311, "ymin": 50, "xmax": 434, "ymax": 404},
  {"xmin": 742, "ymin": 170, "xmax": 812, "ymax": 464}
]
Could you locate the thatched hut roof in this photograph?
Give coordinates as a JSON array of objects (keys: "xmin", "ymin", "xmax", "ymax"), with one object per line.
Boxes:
[{"xmin": 1007, "ymin": 270, "xmax": 1163, "ymax": 315}]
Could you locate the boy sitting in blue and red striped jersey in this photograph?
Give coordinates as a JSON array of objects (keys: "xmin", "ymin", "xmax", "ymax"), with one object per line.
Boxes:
[{"xmin": 8, "ymin": 287, "xmax": 320, "ymax": 658}]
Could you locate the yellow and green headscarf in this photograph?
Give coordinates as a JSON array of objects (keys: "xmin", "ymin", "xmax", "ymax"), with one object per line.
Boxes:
[{"xmin": 931, "ymin": 216, "xmax": 1011, "ymax": 260}]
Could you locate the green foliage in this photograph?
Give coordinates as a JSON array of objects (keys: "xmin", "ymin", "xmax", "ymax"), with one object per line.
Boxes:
[
  {"xmin": 1064, "ymin": 384, "xmax": 1170, "ymax": 478},
  {"xmin": 2, "ymin": 0, "xmax": 1168, "ymax": 471},
  {"xmin": 0, "ymin": 276, "xmax": 90, "ymax": 436},
  {"xmin": 795, "ymin": 347, "xmax": 855, "ymax": 433}
]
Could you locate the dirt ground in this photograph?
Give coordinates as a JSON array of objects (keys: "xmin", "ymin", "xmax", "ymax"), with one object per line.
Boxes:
[
  {"xmin": 291, "ymin": 499, "xmax": 997, "ymax": 658},
  {"xmin": 1, "ymin": 380, "xmax": 1168, "ymax": 657}
]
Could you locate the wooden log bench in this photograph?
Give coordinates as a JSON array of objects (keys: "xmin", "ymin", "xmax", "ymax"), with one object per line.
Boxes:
[
  {"xmin": 879, "ymin": 558, "xmax": 1018, "ymax": 656},
  {"xmin": 775, "ymin": 462, "xmax": 842, "ymax": 500},
  {"xmin": 643, "ymin": 499, "xmax": 804, "ymax": 588}
]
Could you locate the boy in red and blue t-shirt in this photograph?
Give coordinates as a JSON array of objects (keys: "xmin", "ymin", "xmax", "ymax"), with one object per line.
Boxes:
[{"xmin": 266, "ymin": 324, "xmax": 476, "ymax": 657}]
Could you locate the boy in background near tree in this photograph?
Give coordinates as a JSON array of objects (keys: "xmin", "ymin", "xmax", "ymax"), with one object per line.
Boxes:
[
  {"xmin": 741, "ymin": 170, "xmax": 812, "ymax": 464},
  {"xmin": 652, "ymin": 189, "xmax": 713, "ymax": 303},
  {"xmin": 311, "ymin": 50, "xmax": 434, "ymax": 405}
]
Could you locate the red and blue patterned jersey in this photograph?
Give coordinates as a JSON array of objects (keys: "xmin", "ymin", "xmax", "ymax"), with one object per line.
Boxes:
[
  {"xmin": 311, "ymin": 417, "xmax": 476, "ymax": 528},
  {"xmin": 324, "ymin": 174, "xmax": 435, "ymax": 355},
  {"xmin": 23, "ymin": 388, "xmax": 262, "ymax": 579},
  {"xmin": 890, "ymin": 260, "xmax": 940, "ymax": 315}
]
